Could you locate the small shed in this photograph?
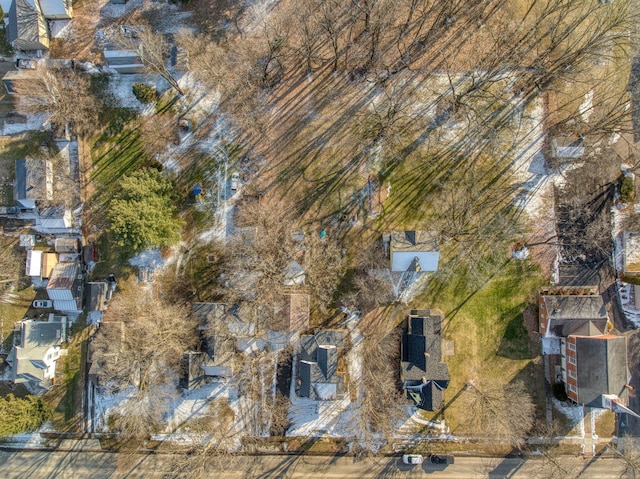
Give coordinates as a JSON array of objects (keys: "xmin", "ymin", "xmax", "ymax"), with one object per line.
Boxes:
[
  {"xmin": 26, "ymin": 249, "xmax": 42, "ymax": 277},
  {"xmin": 54, "ymin": 237, "xmax": 80, "ymax": 254},
  {"xmin": 85, "ymin": 282, "xmax": 108, "ymax": 311},
  {"xmin": 19, "ymin": 234, "xmax": 35, "ymax": 249},
  {"xmin": 41, "ymin": 252, "xmax": 58, "ymax": 279}
]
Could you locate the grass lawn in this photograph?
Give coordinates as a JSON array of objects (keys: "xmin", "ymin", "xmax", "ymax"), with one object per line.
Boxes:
[
  {"xmin": 44, "ymin": 317, "xmax": 89, "ymax": 432},
  {"xmin": 414, "ymin": 259, "xmax": 547, "ymax": 433},
  {"xmin": 0, "ymin": 286, "xmax": 36, "ymax": 352}
]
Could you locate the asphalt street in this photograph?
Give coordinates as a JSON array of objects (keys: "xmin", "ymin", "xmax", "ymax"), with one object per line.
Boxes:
[{"xmin": 0, "ymin": 449, "xmax": 633, "ymax": 479}]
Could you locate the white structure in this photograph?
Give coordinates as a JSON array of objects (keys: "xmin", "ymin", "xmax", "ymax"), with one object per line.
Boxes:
[{"xmin": 6, "ymin": 314, "xmax": 67, "ymax": 393}]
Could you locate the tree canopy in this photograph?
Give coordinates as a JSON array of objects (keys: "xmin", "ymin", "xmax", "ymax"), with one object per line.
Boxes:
[
  {"xmin": 0, "ymin": 394, "xmax": 52, "ymax": 438},
  {"xmin": 107, "ymin": 168, "xmax": 184, "ymax": 254}
]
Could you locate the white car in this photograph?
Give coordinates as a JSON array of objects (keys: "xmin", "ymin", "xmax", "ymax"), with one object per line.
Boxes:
[
  {"xmin": 33, "ymin": 300, "xmax": 53, "ymax": 308},
  {"xmin": 402, "ymin": 454, "xmax": 423, "ymax": 465},
  {"xmin": 230, "ymin": 172, "xmax": 240, "ymax": 192}
]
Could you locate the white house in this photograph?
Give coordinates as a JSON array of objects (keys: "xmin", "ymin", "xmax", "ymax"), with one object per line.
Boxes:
[{"xmin": 6, "ymin": 314, "xmax": 67, "ymax": 393}]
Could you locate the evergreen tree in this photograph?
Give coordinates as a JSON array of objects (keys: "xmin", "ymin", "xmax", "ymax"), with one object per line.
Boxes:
[{"xmin": 0, "ymin": 394, "xmax": 53, "ymax": 437}]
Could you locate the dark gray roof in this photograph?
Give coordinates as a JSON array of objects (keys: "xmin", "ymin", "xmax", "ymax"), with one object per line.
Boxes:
[
  {"xmin": 85, "ymin": 282, "xmax": 107, "ymax": 311},
  {"xmin": 575, "ymin": 335, "xmax": 629, "ymax": 407},
  {"xmin": 298, "ymin": 330, "xmax": 346, "ymax": 400},
  {"xmin": 401, "ymin": 311, "xmax": 449, "ymax": 410},
  {"xmin": 8, "ymin": 0, "xmax": 49, "ymax": 51},
  {"xmin": 543, "ymin": 295, "xmax": 608, "ymax": 337}
]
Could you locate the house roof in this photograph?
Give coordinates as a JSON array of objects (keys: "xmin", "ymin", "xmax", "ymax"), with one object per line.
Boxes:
[
  {"xmin": 388, "ymin": 231, "xmax": 439, "ymax": 272},
  {"xmin": 46, "ymin": 262, "xmax": 80, "ymax": 290},
  {"xmin": 14, "ymin": 158, "xmax": 53, "ymax": 202},
  {"xmin": 10, "ymin": 317, "xmax": 65, "ymax": 385},
  {"xmin": 7, "ymin": 0, "xmax": 49, "ymax": 51},
  {"xmin": 85, "ymin": 282, "xmax": 107, "ymax": 311},
  {"xmin": 298, "ymin": 330, "xmax": 346, "ymax": 400},
  {"xmin": 624, "ymin": 231, "xmax": 640, "ymax": 273},
  {"xmin": 401, "ymin": 311, "xmax": 449, "ymax": 410},
  {"xmin": 542, "ymin": 295, "xmax": 608, "ymax": 337},
  {"xmin": 574, "ymin": 335, "xmax": 629, "ymax": 407}
]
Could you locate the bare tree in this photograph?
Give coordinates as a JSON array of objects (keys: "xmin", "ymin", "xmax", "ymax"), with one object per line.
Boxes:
[
  {"xmin": 113, "ymin": 27, "xmax": 184, "ymax": 95},
  {"xmin": 464, "ymin": 381, "xmax": 535, "ymax": 449},
  {"xmin": 91, "ymin": 281, "xmax": 198, "ymax": 438},
  {"xmin": 13, "ymin": 69, "xmax": 102, "ymax": 136}
]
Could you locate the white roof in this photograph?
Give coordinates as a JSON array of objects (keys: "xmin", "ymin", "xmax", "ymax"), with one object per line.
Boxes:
[
  {"xmin": 39, "ymin": 0, "xmax": 71, "ymax": 17},
  {"xmin": 26, "ymin": 250, "xmax": 42, "ymax": 276},
  {"xmin": 391, "ymin": 251, "xmax": 439, "ymax": 272}
]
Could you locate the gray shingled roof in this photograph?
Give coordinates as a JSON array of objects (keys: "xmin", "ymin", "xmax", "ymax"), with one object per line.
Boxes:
[
  {"xmin": 298, "ymin": 330, "xmax": 346, "ymax": 400},
  {"xmin": 575, "ymin": 335, "xmax": 629, "ymax": 407},
  {"xmin": 401, "ymin": 312, "xmax": 449, "ymax": 410},
  {"xmin": 543, "ymin": 295, "xmax": 608, "ymax": 337}
]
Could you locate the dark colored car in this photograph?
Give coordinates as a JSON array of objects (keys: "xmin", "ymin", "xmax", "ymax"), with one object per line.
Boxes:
[{"xmin": 430, "ymin": 454, "xmax": 454, "ymax": 465}]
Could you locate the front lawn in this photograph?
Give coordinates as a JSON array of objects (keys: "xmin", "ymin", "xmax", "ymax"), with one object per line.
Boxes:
[{"xmin": 415, "ymin": 259, "xmax": 547, "ymax": 432}]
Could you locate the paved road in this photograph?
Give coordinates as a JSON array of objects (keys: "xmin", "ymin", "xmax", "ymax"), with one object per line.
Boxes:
[{"xmin": 0, "ymin": 449, "xmax": 633, "ymax": 479}]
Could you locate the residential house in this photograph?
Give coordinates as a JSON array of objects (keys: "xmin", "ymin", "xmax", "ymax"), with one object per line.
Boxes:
[
  {"xmin": 297, "ymin": 330, "xmax": 346, "ymax": 400},
  {"xmin": 538, "ymin": 292, "xmax": 608, "ymax": 338},
  {"xmin": 385, "ymin": 230, "xmax": 440, "ymax": 273},
  {"xmin": 7, "ymin": 0, "xmax": 49, "ymax": 52},
  {"xmin": 14, "ymin": 158, "xmax": 53, "ymax": 205},
  {"xmin": 561, "ymin": 334, "xmax": 631, "ymax": 410},
  {"xmin": 183, "ymin": 351, "xmax": 232, "ymax": 391},
  {"xmin": 5, "ymin": 314, "xmax": 67, "ymax": 393},
  {"xmin": 46, "ymin": 262, "xmax": 82, "ymax": 312},
  {"xmin": 6, "ymin": 0, "xmax": 72, "ymax": 53},
  {"xmin": 400, "ymin": 310, "xmax": 450, "ymax": 411},
  {"xmin": 2, "ymin": 69, "xmax": 40, "ymax": 95}
]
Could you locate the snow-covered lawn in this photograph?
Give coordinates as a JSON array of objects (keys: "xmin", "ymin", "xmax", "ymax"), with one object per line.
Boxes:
[
  {"xmin": 552, "ymin": 398, "xmax": 585, "ymax": 438},
  {"xmin": 287, "ymin": 314, "xmax": 363, "ymax": 438}
]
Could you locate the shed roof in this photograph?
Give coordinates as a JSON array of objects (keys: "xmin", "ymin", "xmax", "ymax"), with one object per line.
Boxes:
[{"xmin": 85, "ymin": 282, "xmax": 107, "ymax": 311}]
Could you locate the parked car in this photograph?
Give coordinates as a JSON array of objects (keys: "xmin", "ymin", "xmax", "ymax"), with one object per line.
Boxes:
[
  {"xmin": 430, "ymin": 454, "xmax": 454, "ymax": 465},
  {"xmin": 402, "ymin": 454, "xmax": 424, "ymax": 465},
  {"xmin": 32, "ymin": 300, "xmax": 52, "ymax": 308},
  {"xmin": 230, "ymin": 172, "xmax": 240, "ymax": 192}
]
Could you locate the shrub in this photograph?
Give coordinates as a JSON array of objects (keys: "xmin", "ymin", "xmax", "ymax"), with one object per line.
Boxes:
[
  {"xmin": 552, "ymin": 382, "xmax": 568, "ymax": 402},
  {"xmin": 620, "ymin": 174, "xmax": 635, "ymax": 203},
  {"xmin": 132, "ymin": 83, "xmax": 158, "ymax": 104}
]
